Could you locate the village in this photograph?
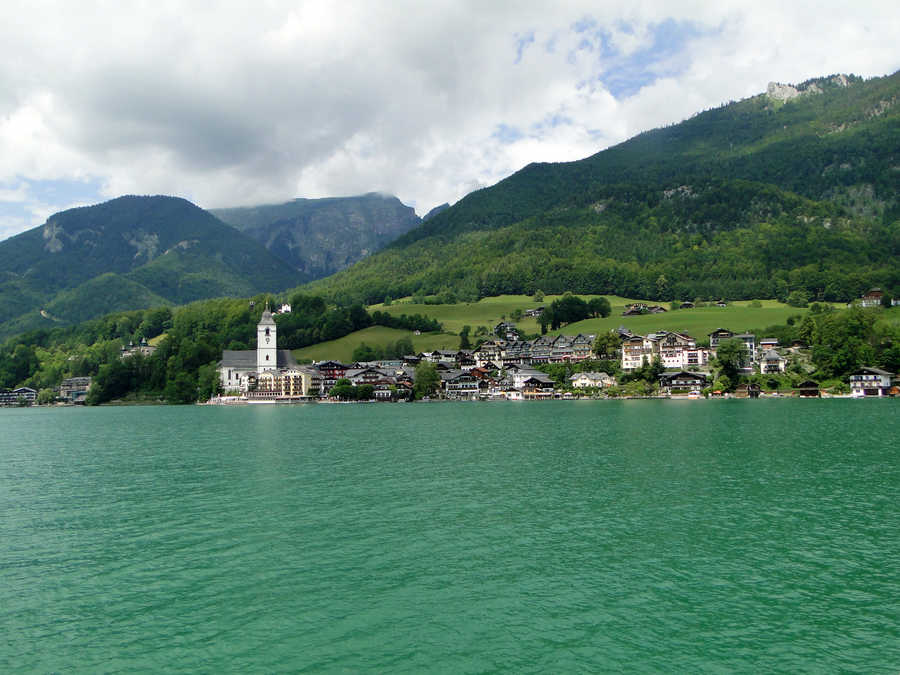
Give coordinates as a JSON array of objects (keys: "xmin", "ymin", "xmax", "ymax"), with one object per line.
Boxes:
[
  {"xmin": 4, "ymin": 290, "xmax": 897, "ymax": 407},
  {"xmin": 205, "ymin": 303, "xmax": 897, "ymax": 404}
]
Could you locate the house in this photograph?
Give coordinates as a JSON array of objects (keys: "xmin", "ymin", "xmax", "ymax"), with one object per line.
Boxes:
[
  {"xmin": 621, "ymin": 335, "xmax": 651, "ymax": 371},
  {"xmin": 440, "ymin": 370, "xmax": 481, "ymax": 399},
  {"xmin": 734, "ymin": 383, "xmax": 761, "ymax": 399},
  {"xmin": 571, "ymin": 334, "xmax": 594, "ymax": 360},
  {"xmin": 0, "ymin": 387, "xmax": 38, "ymax": 405},
  {"xmin": 760, "ymin": 349, "xmax": 786, "ymax": 374},
  {"xmin": 679, "ymin": 302, "xmax": 695, "ymax": 309},
  {"xmin": 474, "ymin": 340, "xmax": 505, "ymax": 368},
  {"xmin": 708, "ymin": 328, "xmax": 734, "ymax": 348},
  {"xmin": 569, "ymin": 372, "xmax": 615, "ymax": 389},
  {"xmin": 494, "ymin": 322, "xmax": 519, "ymax": 341},
  {"xmin": 849, "ymin": 367, "xmax": 894, "ymax": 397},
  {"xmin": 253, "ymin": 367, "xmax": 320, "ymax": 399},
  {"xmin": 794, "ymin": 380, "xmax": 821, "ymax": 397},
  {"xmin": 715, "ymin": 300, "xmax": 728, "ymax": 308},
  {"xmin": 734, "ymin": 333, "xmax": 757, "ymax": 364},
  {"xmin": 121, "ymin": 337, "xmax": 156, "ymax": 359},
  {"xmin": 315, "ymin": 361, "xmax": 347, "ymax": 392},
  {"xmin": 658, "ymin": 371, "xmax": 707, "ymax": 394},
  {"xmin": 509, "ymin": 367, "xmax": 547, "ymax": 389},
  {"xmin": 759, "ymin": 337, "xmax": 779, "ymax": 351},
  {"xmin": 275, "ymin": 303, "xmax": 291, "ymax": 314},
  {"xmin": 858, "ymin": 288, "xmax": 883, "ymax": 307},
  {"xmin": 457, "ymin": 350, "xmax": 477, "ymax": 370},
  {"xmin": 59, "ymin": 376, "xmax": 92, "ymax": 403},
  {"xmin": 529, "ymin": 336, "xmax": 554, "ymax": 363},
  {"xmin": 521, "ymin": 374, "xmax": 556, "ymax": 399},
  {"xmin": 524, "ymin": 307, "xmax": 544, "ymax": 317},
  {"xmin": 656, "ymin": 331, "xmax": 698, "ymax": 369},
  {"xmin": 549, "ymin": 335, "xmax": 574, "ymax": 362}
]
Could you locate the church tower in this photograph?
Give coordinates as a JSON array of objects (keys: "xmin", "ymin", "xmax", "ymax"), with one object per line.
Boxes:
[{"xmin": 257, "ymin": 304, "xmax": 277, "ymax": 372}]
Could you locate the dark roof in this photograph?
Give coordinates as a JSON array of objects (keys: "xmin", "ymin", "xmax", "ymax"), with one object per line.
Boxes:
[
  {"xmin": 219, "ymin": 349, "xmax": 297, "ymax": 369},
  {"xmin": 855, "ymin": 367, "xmax": 894, "ymax": 376},
  {"xmin": 316, "ymin": 360, "xmax": 346, "ymax": 368},
  {"xmin": 659, "ymin": 371, "xmax": 707, "ymax": 383}
]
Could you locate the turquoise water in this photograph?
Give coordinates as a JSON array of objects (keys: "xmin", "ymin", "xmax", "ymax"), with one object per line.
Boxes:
[{"xmin": 2, "ymin": 400, "xmax": 899, "ymax": 672}]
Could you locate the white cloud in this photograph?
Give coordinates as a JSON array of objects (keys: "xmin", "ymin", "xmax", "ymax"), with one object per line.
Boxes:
[{"xmin": 0, "ymin": 0, "xmax": 898, "ymax": 238}]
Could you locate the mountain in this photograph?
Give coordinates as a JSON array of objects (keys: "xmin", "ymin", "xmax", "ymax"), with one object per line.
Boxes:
[
  {"xmin": 422, "ymin": 203, "xmax": 450, "ymax": 221},
  {"xmin": 304, "ymin": 71, "xmax": 900, "ymax": 305},
  {"xmin": 0, "ymin": 195, "xmax": 305, "ymax": 337},
  {"xmin": 211, "ymin": 193, "xmax": 421, "ymax": 280}
]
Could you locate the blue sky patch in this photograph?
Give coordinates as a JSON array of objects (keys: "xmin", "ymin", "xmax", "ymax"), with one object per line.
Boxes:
[
  {"xmin": 492, "ymin": 124, "xmax": 525, "ymax": 144},
  {"xmin": 514, "ymin": 31, "xmax": 534, "ymax": 64},
  {"xmin": 598, "ymin": 19, "xmax": 713, "ymax": 98},
  {"xmin": 0, "ymin": 176, "xmax": 106, "ymax": 240}
]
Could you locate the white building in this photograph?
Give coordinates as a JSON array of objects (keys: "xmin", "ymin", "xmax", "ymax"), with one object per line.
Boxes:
[
  {"xmin": 849, "ymin": 367, "xmax": 894, "ymax": 397},
  {"xmin": 218, "ymin": 305, "xmax": 300, "ymax": 393}
]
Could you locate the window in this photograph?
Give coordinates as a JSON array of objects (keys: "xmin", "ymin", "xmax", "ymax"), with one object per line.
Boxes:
[
  {"xmin": 266, "ymin": 355, "xmax": 270, "ymax": 361},
  {"xmin": 265, "ymin": 328, "xmax": 270, "ymax": 336}
]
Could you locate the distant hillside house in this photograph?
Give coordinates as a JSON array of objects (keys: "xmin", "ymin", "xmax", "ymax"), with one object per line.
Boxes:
[
  {"xmin": 218, "ymin": 306, "xmax": 301, "ymax": 393},
  {"xmin": 121, "ymin": 338, "xmax": 156, "ymax": 359},
  {"xmin": 858, "ymin": 288, "xmax": 883, "ymax": 307}
]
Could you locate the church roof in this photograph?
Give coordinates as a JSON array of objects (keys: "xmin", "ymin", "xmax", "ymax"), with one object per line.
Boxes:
[
  {"xmin": 219, "ymin": 349, "xmax": 297, "ymax": 369},
  {"xmin": 258, "ymin": 308, "xmax": 276, "ymax": 326}
]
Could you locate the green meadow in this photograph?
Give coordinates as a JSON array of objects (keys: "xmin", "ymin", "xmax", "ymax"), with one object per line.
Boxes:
[
  {"xmin": 293, "ymin": 326, "xmax": 459, "ymax": 363},
  {"xmin": 295, "ymin": 296, "xmax": 814, "ymax": 362}
]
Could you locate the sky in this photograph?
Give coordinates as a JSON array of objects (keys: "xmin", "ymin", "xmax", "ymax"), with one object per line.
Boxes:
[{"xmin": 1, "ymin": 1, "xmax": 898, "ymax": 240}]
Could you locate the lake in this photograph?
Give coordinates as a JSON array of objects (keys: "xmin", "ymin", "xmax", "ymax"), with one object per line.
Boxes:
[{"xmin": 2, "ymin": 400, "xmax": 899, "ymax": 672}]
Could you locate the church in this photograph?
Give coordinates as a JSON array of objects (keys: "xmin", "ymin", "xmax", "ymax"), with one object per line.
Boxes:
[{"xmin": 218, "ymin": 305, "xmax": 299, "ymax": 393}]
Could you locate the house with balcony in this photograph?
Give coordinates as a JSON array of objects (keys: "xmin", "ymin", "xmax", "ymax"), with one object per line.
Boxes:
[
  {"xmin": 521, "ymin": 374, "xmax": 556, "ymax": 399},
  {"xmin": 569, "ymin": 372, "xmax": 616, "ymax": 389},
  {"xmin": 621, "ymin": 336, "xmax": 651, "ymax": 371},
  {"xmin": 658, "ymin": 371, "xmax": 707, "ymax": 395},
  {"xmin": 440, "ymin": 370, "xmax": 481, "ymax": 399},
  {"xmin": 761, "ymin": 349, "xmax": 787, "ymax": 374},
  {"xmin": 849, "ymin": 367, "xmax": 894, "ymax": 397}
]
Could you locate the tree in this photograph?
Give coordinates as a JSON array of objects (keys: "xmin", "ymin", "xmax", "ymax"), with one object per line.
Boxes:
[
  {"xmin": 592, "ymin": 331, "xmax": 620, "ymax": 359},
  {"xmin": 357, "ymin": 384, "xmax": 375, "ymax": 400},
  {"xmin": 196, "ymin": 363, "xmax": 222, "ymax": 401},
  {"xmin": 533, "ymin": 289, "xmax": 545, "ymax": 302},
  {"xmin": 882, "ymin": 293, "xmax": 894, "ymax": 309},
  {"xmin": 352, "ymin": 342, "xmax": 382, "ymax": 362},
  {"xmin": 459, "ymin": 325, "xmax": 472, "ymax": 350},
  {"xmin": 786, "ymin": 290, "xmax": 810, "ymax": 308},
  {"xmin": 588, "ymin": 296, "xmax": 612, "ymax": 318},
  {"xmin": 655, "ymin": 274, "xmax": 669, "ymax": 299},
  {"xmin": 714, "ymin": 338, "xmax": 746, "ymax": 386},
  {"xmin": 37, "ymin": 388, "xmax": 56, "ymax": 405},
  {"xmin": 414, "ymin": 361, "xmax": 440, "ymax": 399},
  {"xmin": 164, "ymin": 371, "xmax": 198, "ymax": 404}
]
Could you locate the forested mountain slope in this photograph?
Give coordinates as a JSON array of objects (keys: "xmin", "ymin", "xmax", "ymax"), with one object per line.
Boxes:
[
  {"xmin": 305, "ymin": 71, "xmax": 900, "ymax": 305},
  {"xmin": 0, "ymin": 196, "xmax": 304, "ymax": 338}
]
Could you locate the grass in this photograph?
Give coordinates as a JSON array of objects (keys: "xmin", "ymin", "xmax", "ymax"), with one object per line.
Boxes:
[
  {"xmin": 292, "ymin": 297, "xmax": 813, "ymax": 363},
  {"xmin": 551, "ymin": 304, "xmax": 808, "ymax": 339},
  {"xmin": 292, "ymin": 326, "xmax": 460, "ymax": 362},
  {"xmin": 369, "ymin": 295, "xmax": 809, "ymax": 339}
]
